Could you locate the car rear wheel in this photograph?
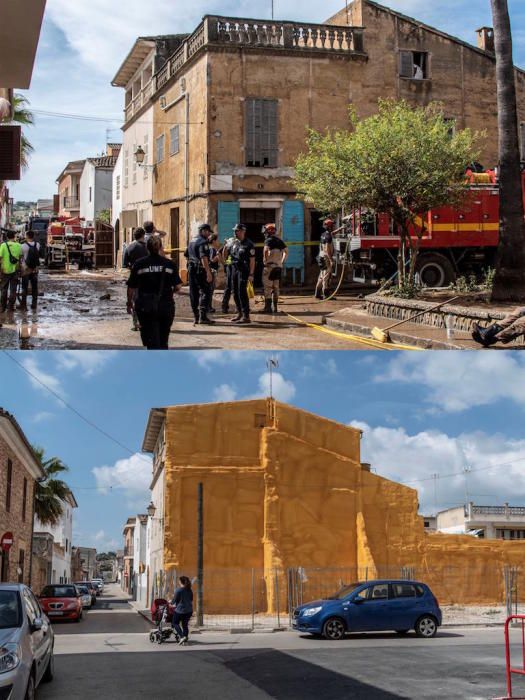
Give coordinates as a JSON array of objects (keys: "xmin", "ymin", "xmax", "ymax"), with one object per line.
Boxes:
[
  {"xmin": 415, "ymin": 615, "xmax": 437, "ymax": 638},
  {"xmin": 42, "ymin": 651, "xmax": 54, "ymax": 682},
  {"xmin": 322, "ymin": 618, "xmax": 346, "ymax": 641}
]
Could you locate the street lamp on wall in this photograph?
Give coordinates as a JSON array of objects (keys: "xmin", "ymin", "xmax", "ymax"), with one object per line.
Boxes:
[
  {"xmin": 147, "ymin": 501, "xmax": 163, "ymax": 525},
  {"xmin": 134, "ymin": 146, "xmax": 155, "ymax": 171}
]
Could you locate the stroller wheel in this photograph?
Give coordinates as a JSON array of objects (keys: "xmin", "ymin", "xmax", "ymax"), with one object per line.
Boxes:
[{"xmin": 149, "ymin": 632, "xmax": 155, "ymax": 643}]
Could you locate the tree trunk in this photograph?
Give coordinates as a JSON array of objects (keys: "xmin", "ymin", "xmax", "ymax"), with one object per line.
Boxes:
[{"xmin": 490, "ymin": 0, "xmax": 525, "ymax": 301}]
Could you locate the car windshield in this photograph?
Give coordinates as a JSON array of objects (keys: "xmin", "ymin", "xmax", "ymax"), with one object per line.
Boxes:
[
  {"xmin": 41, "ymin": 586, "xmax": 77, "ymax": 598},
  {"xmin": 329, "ymin": 583, "xmax": 362, "ymax": 600},
  {"xmin": 0, "ymin": 591, "xmax": 21, "ymax": 629},
  {"xmin": 77, "ymin": 587, "xmax": 88, "ymax": 594}
]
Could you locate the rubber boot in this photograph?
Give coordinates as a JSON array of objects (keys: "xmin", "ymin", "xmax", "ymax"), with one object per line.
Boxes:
[
  {"xmin": 199, "ymin": 311, "xmax": 215, "ymax": 325},
  {"xmin": 238, "ymin": 315, "xmax": 251, "ymax": 324},
  {"xmin": 221, "ymin": 304, "xmax": 229, "ymax": 314},
  {"xmin": 231, "ymin": 313, "xmax": 243, "ymax": 323},
  {"xmin": 472, "ymin": 323, "xmax": 503, "ymax": 347},
  {"xmin": 19, "ymin": 295, "xmax": 28, "ymax": 311},
  {"xmin": 261, "ymin": 299, "xmax": 273, "ymax": 314},
  {"xmin": 315, "ymin": 289, "xmax": 323, "ymax": 300},
  {"xmin": 272, "ymin": 294, "xmax": 279, "ymax": 314}
]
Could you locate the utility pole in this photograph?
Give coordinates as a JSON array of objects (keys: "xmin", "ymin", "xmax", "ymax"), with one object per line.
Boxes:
[
  {"xmin": 463, "ymin": 466, "xmax": 472, "ymax": 505},
  {"xmin": 196, "ymin": 482, "xmax": 204, "ymax": 626},
  {"xmin": 266, "ymin": 357, "xmax": 279, "ymax": 399},
  {"xmin": 271, "ymin": 0, "xmax": 274, "ymax": 20}
]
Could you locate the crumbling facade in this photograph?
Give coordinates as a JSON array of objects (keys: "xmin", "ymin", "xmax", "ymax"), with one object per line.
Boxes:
[{"xmin": 143, "ymin": 399, "xmax": 525, "ymax": 611}]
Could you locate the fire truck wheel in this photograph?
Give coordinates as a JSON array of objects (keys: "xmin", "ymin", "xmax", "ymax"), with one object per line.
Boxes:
[{"xmin": 416, "ymin": 254, "xmax": 455, "ymax": 288}]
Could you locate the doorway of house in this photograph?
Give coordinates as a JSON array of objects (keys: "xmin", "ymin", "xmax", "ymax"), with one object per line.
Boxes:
[
  {"xmin": 310, "ymin": 211, "xmax": 325, "ymax": 265},
  {"xmin": 0, "ymin": 551, "xmax": 8, "ymax": 582},
  {"xmin": 240, "ymin": 208, "xmax": 278, "ymax": 287},
  {"xmin": 170, "ymin": 207, "xmax": 180, "ymax": 264}
]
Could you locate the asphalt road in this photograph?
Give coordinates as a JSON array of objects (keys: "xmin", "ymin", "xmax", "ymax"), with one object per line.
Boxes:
[{"xmin": 38, "ymin": 592, "xmax": 518, "ymax": 700}]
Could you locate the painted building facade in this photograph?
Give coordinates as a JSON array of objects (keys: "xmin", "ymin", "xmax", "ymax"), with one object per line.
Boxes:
[
  {"xmin": 0, "ymin": 409, "xmax": 44, "ymax": 586},
  {"xmin": 112, "ymin": 1, "xmax": 525, "ymax": 284},
  {"xmin": 142, "ymin": 399, "xmax": 525, "ymax": 611},
  {"xmin": 34, "ymin": 491, "xmax": 78, "ymax": 584},
  {"xmin": 56, "ymin": 160, "xmax": 85, "ymax": 218},
  {"xmin": 79, "ymin": 145, "xmax": 121, "ymax": 223}
]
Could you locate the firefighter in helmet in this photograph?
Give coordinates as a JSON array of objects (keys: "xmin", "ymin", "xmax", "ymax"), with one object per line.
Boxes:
[
  {"xmin": 261, "ymin": 223, "xmax": 288, "ymax": 314},
  {"xmin": 315, "ymin": 218, "xmax": 335, "ymax": 300}
]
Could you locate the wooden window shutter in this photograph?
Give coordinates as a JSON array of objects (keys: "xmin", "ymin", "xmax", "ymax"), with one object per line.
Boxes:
[
  {"xmin": 0, "ymin": 126, "xmax": 21, "ymax": 181},
  {"xmin": 399, "ymin": 51, "xmax": 414, "ymax": 78},
  {"xmin": 245, "ymin": 99, "xmax": 278, "ymax": 167},
  {"xmin": 263, "ymin": 100, "xmax": 278, "ymax": 167}
]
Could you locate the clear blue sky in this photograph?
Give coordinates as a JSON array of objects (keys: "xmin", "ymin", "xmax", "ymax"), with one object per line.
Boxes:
[
  {"xmin": 12, "ymin": 0, "xmax": 525, "ymax": 201},
  {"xmin": 1, "ymin": 350, "xmax": 524, "ymax": 552}
]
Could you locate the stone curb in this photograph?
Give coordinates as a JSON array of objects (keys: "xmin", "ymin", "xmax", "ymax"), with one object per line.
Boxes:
[{"xmin": 325, "ymin": 317, "xmax": 468, "ymax": 350}]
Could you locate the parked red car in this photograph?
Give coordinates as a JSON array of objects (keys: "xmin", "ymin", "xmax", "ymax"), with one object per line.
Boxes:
[{"xmin": 39, "ymin": 584, "xmax": 83, "ymax": 622}]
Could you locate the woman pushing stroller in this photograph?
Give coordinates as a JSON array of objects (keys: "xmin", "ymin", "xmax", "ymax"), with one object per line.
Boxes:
[{"xmin": 171, "ymin": 576, "xmax": 193, "ymax": 645}]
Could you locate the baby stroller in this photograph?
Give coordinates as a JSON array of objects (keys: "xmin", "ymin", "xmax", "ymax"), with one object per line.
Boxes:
[{"xmin": 149, "ymin": 598, "xmax": 179, "ymax": 645}]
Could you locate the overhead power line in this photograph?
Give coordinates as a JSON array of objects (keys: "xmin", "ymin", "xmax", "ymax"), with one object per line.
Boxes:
[
  {"xmin": 2, "ymin": 350, "xmax": 150, "ymax": 462},
  {"xmin": 31, "ymin": 108, "xmax": 204, "ymax": 126}
]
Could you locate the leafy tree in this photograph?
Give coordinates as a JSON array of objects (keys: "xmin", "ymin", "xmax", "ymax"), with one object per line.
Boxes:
[
  {"xmin": 33, "ymin": 446, "xmax": 71, "ymax": 527},
  {"xmin": 294, "ymin": 100, "xmax": 482, "ymax": 289},
  {"xmin": 489, "ymin": 0, "xmax": 525, "ymax": 301},
  {"xmin": 97, "ymin": 209, "xmax": 111, "ymax": 225}
]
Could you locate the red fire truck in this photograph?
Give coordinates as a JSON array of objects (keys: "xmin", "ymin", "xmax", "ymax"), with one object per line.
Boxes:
[
  {"xmin": 46, "ymin": 217, "xmax": 95, "ymax": 269},
  {"xmin": 338, "ymin": 172, "xmax": 525, "ymax": 287}
]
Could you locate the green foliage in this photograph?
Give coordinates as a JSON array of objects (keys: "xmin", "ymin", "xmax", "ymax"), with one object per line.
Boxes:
[
  {"xmin": 11, "ymin": 94, "xmax": 34, "ymax": 171},
  {"xmin": 449, "ymin": 267, "xmax": 496, "ymax": 294},
  {"xmin": 33, "ymin": 446, "xmax": 71, "ymax": 527},
  {"xmin": 295, "ymin": 100, "xmax": 483, "ymax": 287},
  {"xmin": 98, "ymin": 209, "xmax": 111, "ymax": 225}
]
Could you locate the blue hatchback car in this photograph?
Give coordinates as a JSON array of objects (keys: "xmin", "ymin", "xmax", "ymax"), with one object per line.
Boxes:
[{"xmin": 293, "ymin": 579, "xmax": 442, "ymax": 640}]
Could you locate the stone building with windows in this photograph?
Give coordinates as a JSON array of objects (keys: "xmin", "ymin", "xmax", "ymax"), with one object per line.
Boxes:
[
  {"xmin": 0, "ymin": 409, "xmax": 45, "ymax": 586},
  {"xmin": 34, "ymin": 491, "xmax": 78, "ymax": 584},
  {"xmin": 112, "ymin": 0, "xmax": 525, "ymax": 283},
  {"xmin": 436, "ymin": 503, "xmax": 525, "ymax": 540}
]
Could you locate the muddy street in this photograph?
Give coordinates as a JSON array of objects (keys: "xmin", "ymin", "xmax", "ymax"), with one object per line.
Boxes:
[{"xmin": 0, "ymin": 271, "xmax": 370, "ymax": 350}]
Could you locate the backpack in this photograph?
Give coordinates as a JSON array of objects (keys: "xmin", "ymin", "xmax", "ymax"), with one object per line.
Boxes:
[{"xmin": 25, "ymin": 242, "xmax": 40, "ymax": 269}]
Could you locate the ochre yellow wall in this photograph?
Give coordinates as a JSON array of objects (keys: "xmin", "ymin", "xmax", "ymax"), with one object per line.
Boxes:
[{"xmin": 160, "ymin": 399, "xmax": 525, "ymax": 610}]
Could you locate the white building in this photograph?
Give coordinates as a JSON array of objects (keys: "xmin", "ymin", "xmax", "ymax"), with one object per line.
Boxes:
[
  {"xmin": 111, "ymin": 35, "xmax": 187, "ymax": 262},
  {"xmin": 112, "ymin": 147, "xmax": 123, "ymax": 261},
  {"xmin": 142, "ymin": 408, "xmax": 166, "ymax": 594},
  {"xmin": 436, "ymin": 502, "xmax": 525, "ymax": 540},
  {"xmin": 133, "ymin": 514, "xmax": 148, "ymax": 607},
  {"xmin": 34, "ymin": 491, "xmax": 78, "ymax": 584},
  {"xmin": 79, "ymin": 145, "xmax": 121, "ymax": 223}
]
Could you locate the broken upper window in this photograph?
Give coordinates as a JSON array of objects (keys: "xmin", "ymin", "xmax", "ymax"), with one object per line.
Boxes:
[
  {"xmin": 245, "ymin": 98, "xmax": 278, "ymax": 168},
  {"xmin": 400, "ymin": 50, "xmax": 429, "ymax": 80}
]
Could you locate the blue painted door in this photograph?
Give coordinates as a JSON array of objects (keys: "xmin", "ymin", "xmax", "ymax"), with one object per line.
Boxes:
[
  {"xmin": 282, "ymin": 200, "xmax": 304, "ymax": 278},
  {"xmin": 217, "ymin": 201, "xmax": 240, "ymax": 242}
]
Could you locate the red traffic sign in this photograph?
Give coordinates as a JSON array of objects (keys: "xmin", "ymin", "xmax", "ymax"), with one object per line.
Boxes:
[{"xmin": 1, "ymin": 532, "xmax": 13, "ymax": 552}]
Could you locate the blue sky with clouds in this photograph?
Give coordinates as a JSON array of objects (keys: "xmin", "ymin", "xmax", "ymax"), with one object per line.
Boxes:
[
  {"xmin": 1, "ymin": 350, "xmax": 525, "ymax": 552},
  {"xmin": 12, "ymin": 0, "xmax": 525, "ymax": 201}
]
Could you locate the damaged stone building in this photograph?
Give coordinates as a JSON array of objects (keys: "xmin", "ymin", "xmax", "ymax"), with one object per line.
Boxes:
[
  {"xmin": 142, "ymin": 399, "xmax": 525, "ymax": 613},
  {"xmin": 113, "ymin": 0, "xmax": 525, "ymax": 282}
]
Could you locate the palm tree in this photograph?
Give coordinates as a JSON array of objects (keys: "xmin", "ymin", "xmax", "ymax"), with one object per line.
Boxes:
[
  {"xmin": 10, "ymin": 93, "xmax": 34, "ymax": 171},
  {"xmin": 490, "ymin": 0, "xmax": 525, "ymax": 301},
  {"xmin": 33, "ymin": 446, "xmax": 71, "ymax": 527}
]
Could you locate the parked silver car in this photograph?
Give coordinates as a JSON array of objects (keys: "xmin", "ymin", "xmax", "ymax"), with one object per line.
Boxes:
[{"xmin": 0, "ymin": 584, "xmax": 54, "ymax": 699}]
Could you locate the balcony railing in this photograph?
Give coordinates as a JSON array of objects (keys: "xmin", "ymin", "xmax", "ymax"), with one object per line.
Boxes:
[
  {"xmin": 63, "ymin": 196, "xmax": 80, "ymax": 210},
  {"xmin": 470, "ymin": 505, "xmax": 525, "ymax": 517},
  {"xmin": 155, "ymin": 16, "xmax": 365, "ymax": 91},
  {"xmin": 125, "ymin": 79, "xmax": 154, "ymax": 122},
  {"xmin": 124, "ymin": 545, "xmax": 134, "ymax": 557}
]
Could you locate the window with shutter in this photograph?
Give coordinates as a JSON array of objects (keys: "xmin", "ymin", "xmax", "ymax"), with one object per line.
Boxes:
[
  {"xmin": 400, "ymin": 51, "xmax": 429, "ymax": 79},
  {"xmin": 400, "ymin": 51, "xmax": 415, "ymax": 78},
  {"xmin": 156, "ymin": 134, "xmax": 165, "ymax": 164},
  {"xmin": 170, "ymin": 126, "xmax": 180, "ymax": 156},
  {"xmin": 245, "ymin": 99, "xmax": 278, "ymax": 167}
]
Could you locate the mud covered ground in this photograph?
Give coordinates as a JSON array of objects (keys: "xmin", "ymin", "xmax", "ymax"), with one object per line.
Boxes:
[{"xmin": 0, "ymin": 270, "xmax": 370, "ymax": 350}]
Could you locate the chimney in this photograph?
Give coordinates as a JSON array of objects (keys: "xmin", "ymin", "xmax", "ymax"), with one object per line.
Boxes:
[{"xmin": 476, "ymin": 27, "xmax": 495, "ymax": 54}]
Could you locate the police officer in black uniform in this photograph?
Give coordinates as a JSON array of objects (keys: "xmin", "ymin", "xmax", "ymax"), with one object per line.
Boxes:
[
  {"xmin": 230, "ymin": 224, "xmax": 256, "ymax": 324},
  {"xmin": 186, "ymin": 224, "xmax": 215, "ymax": 325},
  {"xmin": 126, "ymin": 235, "xmax": 182, "ymax": 350}
]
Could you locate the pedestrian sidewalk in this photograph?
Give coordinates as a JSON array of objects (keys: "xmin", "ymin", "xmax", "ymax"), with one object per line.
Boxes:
[{"xmin": 325, "ymin": 306, "xmax": 525, "ymax": 350}]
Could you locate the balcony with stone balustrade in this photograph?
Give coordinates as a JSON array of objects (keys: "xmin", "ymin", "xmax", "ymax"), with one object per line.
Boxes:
[{"xmin": 154, "ymin": 15, "xmax": 365, "ymax": 91}]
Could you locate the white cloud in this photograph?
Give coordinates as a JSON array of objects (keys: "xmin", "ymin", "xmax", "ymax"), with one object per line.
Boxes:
[
  {"xmin": 254, "ymin": 371, "xmax": 296, "ymax": 402},
  {"xmin": 376, "ymin": 353, "xmax": 525, "ymax": 413},
  {"xmin": 56, "ymin": 351, "xmax": 114, "ymax": 377},
  {"xmin": 21, "ymin": 357, "xmax": 66, "ymax": 399},
  {"xmin": 32, "ymin": 411, "xmax": 55, "ymax": 423},
  {"xmin": 75, "ymin": 529, "xmax": 119, "ymax": 552},
  {"xmin": 192, "ymin": 350, "xmax": 265, "ymax": 369},
  {"xmin": 92, "ymin": 453, "xmax": 152, "ymax": 506},
  {"xmin": 213, "ymin": 384, "xmax": 238, "ymax": 402},
  {"xmin": 352, "ymin": 421, "xmax": 525, "ymax": 514}
]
